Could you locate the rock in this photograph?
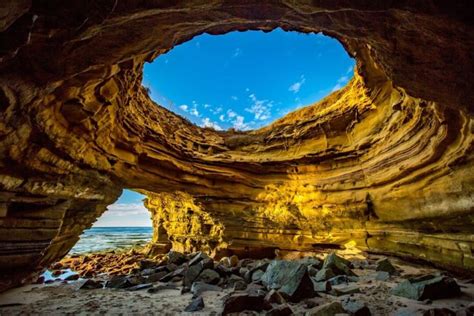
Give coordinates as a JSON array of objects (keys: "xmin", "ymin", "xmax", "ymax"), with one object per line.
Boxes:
[
  {"xmin": 141, "ymin": 268, "xmax": 156, "ymax": 276},
  {"xmin": 264, "ymin": 289, "xmax": 287, "ymax": 304},
  {"xmin": 196, "ymin": 269, "xmax": 220, "ymax": 284},
  {"xmin": 375, "ymin": 258, "xmax": 397, "ymax": 275},
  {"xmin": 160, "ymin": 267, "xmax": 186, "ymax": 282},
  {"xmin": 391, "ymin": 275, "xmax": 461, "ymax": 300},
  {"xmin": 79, "ymin": 279, "xmax": 103, "ymax": 290},
  {"xmin": 299, "ymin": 257, "xmax": 323, "ymax": 269},
  {"xmin": 305, "ymin": 301, "xmax": 346, "ymax": 316},
  {"xmin": 332, "ymin": 284, "xmax": 360, "ymax": 296},
  {"xmin": 191, "ymin": 281, "xmax": 221, "ymax": 297},
  {"xmin": 220, "ymin": 257, "xmax": 232, "ymax": 267},
  {"xmin": 64, "ymin": 274, "xmax": 79, "ymax": 281},
  {"xmin": 229, "ymin": 255, "xmax": 239, "ymax": 267},
  {"xmin": 183, "ymin": 263, "xmax": 203, "ymax": 287},
  {"xmin": 106, "ymin": 275, "xmax": 133, "ymax": 289},
  {"xmin": 222, "ymin": 292, "xmax": 271, "ymax": 315},
  {"xmin": 233, "ymin": 280, "xmax": 247, "ymax": 291},
  {"xmin": 184, "ymin": 296, "xmax": 205, "ymax": 312},
  {"xmin": 328, "ymin": 275, "xmax": 358, "ymax": 285},
  {"xmin": 342, "ymin": 300, "xmax": 371, "ymax": 316},
  {"xmin": 127, "ymin": 283, "xmax": 153, "ymax": 291},
  {"xmin": 322, "ymin": 253, "xmax": 356, "ymax": 277},
  {"xmin": 252, "ymin": 269, "xmax": 264, "ymax": 282},
  {"xmin": 266, "ymin": 304, "xmax": 294, "ymax": 316},
  {"xmin": 188, "ymin": 252, "xmax": 209, "ymax": 266},
  {"xmin": 308, "ymin": 266, "xmax": 319, "ymax": 277},
  {"xmin": 375, "ymin": 271, "xmax": 390, "ymax": 281},
  {"xmin": 51, "ymin": 270, "xmax": 62, "ymax": 277},
  {"xmin": 147, "ymin": 284, "xmax": 180, "ymax": 293},
  {"xmin": 167, "ymin": 251, "xmax": 186, "ymax": 265},
  {"xmin": 147, "ymin": 271, "xmax": 168, "ymax": 282},
  {"xmin": 139, "ymin": 259, "xmax": 156, "ymax": 270},
  {"xmin": 315, "ymin": 268, "xmax": 336, "ymax": 282},
  {"xmin": 261, "ymin": 260, "xmax": 316, "ymax": 302},
  {"xmin": 422, "ymin": 308, "xmax": 456, "ymax": 316},
  {"xmin": 227, "ymin": 274, "xmax": 245, "ymax": 285},
  {"xmin": 312, "ymin": 280, "xmax": 332, "ymax": 293}
]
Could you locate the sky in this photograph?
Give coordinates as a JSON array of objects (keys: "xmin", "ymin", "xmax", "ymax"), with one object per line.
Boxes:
[
  {"xmin": 94, "ymin": 29, "xmax": 354, "ymax": 227},
  {"xmin": 143, "ymin": 28, "xmax": 355, "ymax": 131}
]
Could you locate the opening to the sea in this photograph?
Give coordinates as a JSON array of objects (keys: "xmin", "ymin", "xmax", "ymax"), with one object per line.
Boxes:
[
  {"xmin": 143, "ymin": 29, "xmax": 355, "ymax": 131},
  {"xmin": 69, "ymin": 190, "xmax": 152, "ymax": 255}
]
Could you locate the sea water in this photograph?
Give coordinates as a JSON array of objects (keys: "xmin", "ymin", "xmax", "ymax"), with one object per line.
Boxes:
[{"xmin": 69, "ymin": 227, "xmax": 153, "ymax": 254}]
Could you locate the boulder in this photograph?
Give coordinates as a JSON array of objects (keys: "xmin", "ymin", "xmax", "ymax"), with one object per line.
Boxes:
[
  {"xmin": 183, "ymin": 263, "xmax": 203, "ymax": 287},
  {"xmin": 167, "ymin": 251, "xmax": 186, "ymax": 265},
  {"xmin": 375, "ymin": 258, "xmax": 397, "ymax": 275},
  {"xmin": 342, "ymin": 300, "xmax": 371, "ymax": 316},
  {"xmin": 312, "ymin": 280, "xmax": 332, "ymax": 293},
  {"xmin": 147, "ymin": 284, "xmax": 179, "ymax": 293},
  {"xmin": 188, "ymin": 252, "xmax": 209, "ymax": 266},
  {"xmin": 222, "ymin": 292, "xmax": 271, "ymax": 315},
  {"xmin": 79, "ymin": 279, "xmax": 103, "ymax": 290},
  {"xmin": 184, "ymin": 296, "xmax": 205, "ymax": 312},
  {"xmin": 261, "ymin": 260, "xmax": 316, "ymax": 302},
  {"xmin": 191, "ymin": 281, "xmax": 221, "ymax": 297},
  {"xmin": 265, "ymin": 304, "xmax": 294, "ymax": 316},
  {"xmin": 305, "ymin": 301, "xmax": 346, "ymax": 316},
  {"xmin": 322, "ymin": 253, "xmax": 356, "ymax": 277},
  {"xmin": 315, "ymin": 268, "xmax": 336, "ymax": 282},
  {"xmin": 106, "ymin": 275, "xmax": 133, "ymax": 289},
  {"xmin": 233, "ymin": 280, "xmax": 247, "ymax": 291},
  {"xmin": 328, "ymin": 275, "xmax": 358, "ymax": 286},
  {"xmin": 252, "ymin": 269, "xmax": 265, "ymax": 283},
  {"xmin": 64, "ymin": 274, "xmax": 79, "ymax": 281},
  {"xmin": 146, "ymin": 271, "xmax": 168, "ymax": 282},
  {"xmin": 159, "ymin": 267, "xmax": 186, "ymax": 282},
  {"xmin": 391, "ymin": 275, "xmax": 461, "ymax": 301},
  {"xmin": 332, "ymin": 284, "xmax": 360, "ymax": 296},
  {"xmin": 196, "ymin": 269, "xmax": 220, "ymax": 284},
  {"xmin": 375, "ymin": 271, "xmax": 390, "ymax": 281}
]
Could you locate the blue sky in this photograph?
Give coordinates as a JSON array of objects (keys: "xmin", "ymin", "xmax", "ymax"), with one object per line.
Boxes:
[
  {"xmin": 143, "ymin": 29, "xmax": 354, "ymax": 131},
  {"xmin": 95, "ymin": 29, "xmax": 354, "ymax": 227}
]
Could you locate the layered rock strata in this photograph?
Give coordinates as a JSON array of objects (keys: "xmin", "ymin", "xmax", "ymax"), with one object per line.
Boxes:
[{"xmin": 0, "ymin": 1, "xmax": 473, "ymax": 290}]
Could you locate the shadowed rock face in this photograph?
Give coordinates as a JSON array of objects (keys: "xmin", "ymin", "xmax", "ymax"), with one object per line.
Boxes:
[{"xmin": 0, "ymin": 1, "xmax": 473, "ymax": 290}]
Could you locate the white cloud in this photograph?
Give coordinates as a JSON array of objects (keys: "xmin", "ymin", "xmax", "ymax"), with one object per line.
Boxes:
[
  {"xmin": 190, "ymin": 107, "xmax": 200, "ymax": 117},
  {"xmin": 227, "ymin": 109, "xmax": 237, "ymax": 118},
  {"xmin": 245, "ymin": 93, "xmax": 273, "ymax": 121},
  {"xmin": 232, "ymin": 115, "xmax": 249, "ymax": 130},
  {"xmin": 331, "ymin": 75, "xmax": 350, "ymax": 92},
  {"xmin": 288, "ymin": 75, "xmax": 306, "ymax": 93},
  {"xmin": 203, "ymin": 103, "xmax": 211, "ymax": 108},
  {"xmin": 106, "ymin": 203, "xmax": 148, "ymax": 217},
  {"xmin": 231, "ymin": 96, "xmax": 238, "ymax": 101},
  {"xmin": 219, "ymin": 114, "xmax": 226, "ymax": 122},
  {"xmin": 210, "ymin": 107, "xmax": 223, "ymax": 115},
  {"xmin": 179, "ymin": 104, "xmax": 188, "ymax": 112},
  {"xmin": 232, "ymin": 48, "xmax": 242, "ymax": 58},
  {"xmin": 201, "ymin": 118, "xmax": 222, "ymax": 130}
]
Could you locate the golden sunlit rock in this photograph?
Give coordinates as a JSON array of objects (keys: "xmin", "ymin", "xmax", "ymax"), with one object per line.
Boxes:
[{"xmin": 0, "ymin": 1, "xmax": 473, "ymax": 291}]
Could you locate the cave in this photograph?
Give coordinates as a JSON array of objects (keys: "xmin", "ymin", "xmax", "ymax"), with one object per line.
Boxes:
[{"xmin": 0, "ymin": 1, "xmax": 473, "ymax": 311}]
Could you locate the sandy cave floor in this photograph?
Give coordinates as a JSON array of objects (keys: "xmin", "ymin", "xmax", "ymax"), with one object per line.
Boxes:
[{"xmin": 0, "ymin": 253, "xmax": 473, "ymax": 316}]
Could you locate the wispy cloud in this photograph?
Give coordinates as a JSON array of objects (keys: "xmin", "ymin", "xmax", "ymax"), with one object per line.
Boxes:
[
  {"xmin": 232, "ymin": 48, "xmax": 242, "ymax": 58},
  {"xmin": 179, "ymin": 104, "xmax": 188, "ymax": 111},
  {"xmin": 232, "ymin": 115, "xmax": 249, "ymax": 130},
  {"xmin": 231, "ymin": 96, "xmax": 238, "ymax": 101},
  {"xmin": 245, "ymin": 93, "xmax": 273, "ymax": 121},
  {"xmin": 190, "ymin": 107, "xmax": 200, "ymax": 117},
  {"xmin": 107, "ymin": 203, "xmax": 148, "ymax": 217},
  {"xmin": 210, "ymin": 106, "xmax": 223, "ymax": 115},
  {"xmin": 346, "ymin": 65, "xmax": 354, "ymax": 74},
  {"xmin": 288, "ymin": 75, "xmax": 306, "ymax": 93},
  {"xmin": 219, "ymin": 114, "xmax": 226, "ymax": 122},
  {"xmin": 331, "ymin": 75, "xmax": 349, "ymax": 92},
  {"xmin": 201, "ymin": 117, "xmax": 222, "ymax": 130}
]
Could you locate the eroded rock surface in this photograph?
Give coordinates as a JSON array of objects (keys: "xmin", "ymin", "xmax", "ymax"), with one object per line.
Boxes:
[{"xmin": 0, "ymin": 1, "xmax": 473, "ymax": 290}]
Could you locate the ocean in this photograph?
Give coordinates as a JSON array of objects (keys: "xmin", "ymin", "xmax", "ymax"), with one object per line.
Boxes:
[{"xmin": 69, "ymin": 227, "xmax": 153, "ymax": 254}]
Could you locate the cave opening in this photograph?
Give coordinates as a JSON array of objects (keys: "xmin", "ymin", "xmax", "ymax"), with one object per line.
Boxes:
[
  {"xmin": 143, "ymin": 29, "xmax": 355, "ymax": 131},
  {"xmin": 69, "ymin": 190, "xmax": 152, "ymax": 255}
]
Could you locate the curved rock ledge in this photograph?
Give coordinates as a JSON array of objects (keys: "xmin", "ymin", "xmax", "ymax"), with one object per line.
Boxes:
[{"xmin": 0, "ymin": 1, "xmax": 473, "ymax": 290}]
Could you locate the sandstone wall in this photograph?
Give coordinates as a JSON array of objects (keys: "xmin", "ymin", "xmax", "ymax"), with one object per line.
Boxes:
[{"xmin": 0, "ymin": 1, "xmax": 473, "ymax": 290}]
